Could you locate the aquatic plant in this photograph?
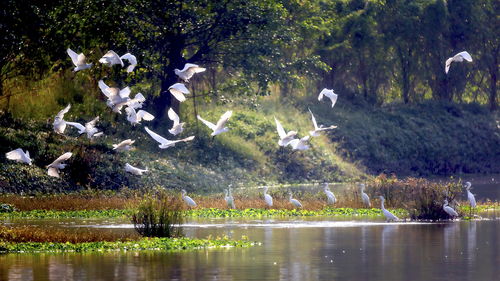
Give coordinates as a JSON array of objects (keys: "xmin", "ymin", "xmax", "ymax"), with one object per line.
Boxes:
[
  {"xmin": 0, "ymin": 236, "xmax": 255, "ymax": 254},
  {"xmin": 0, "ymin": 225, "xmax": 139, "ymax": 243},
  {"xmin": 132, "ymin": 193, "xmax": 184, "ymax": 238},
  {"xmin": 0, "ymin": 209, "xmax": 132, "ymax": 219}
]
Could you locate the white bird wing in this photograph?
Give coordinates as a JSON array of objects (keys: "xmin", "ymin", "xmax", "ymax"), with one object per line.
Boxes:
[
  {"xmin": 197, "ymin": 115, "xmax": 217, "ymax": 131},
  {"xmin": 327, "ymin": 91, "xmax": 338, "ymax": 107},
  {"xmin": 47, "ymin": 167, "xmax": 60, "ymax": 178},
  {"xmin": 66, "ymin": 122, "xmax": 85, "ymax": 133},
  {"xmin": 318, "ymin": 88, "xmax": 331, "ymax": 101},
  {"xmin": 98, "ymin": 80, "xmax": 109, "ymax": 94},
  {"xmin": 274, "ymin": 117, "xmax": 286, "ymax": 139},
  {"xmin": 76, "ymin": 53, "xmax": 87, "ymax": 65},
  {"xmin": 145, "ymin": 127, "xmax": 168, "ymax": 145},
  {"xmin": 168, "ymin": 108, "xmax": 180, "ymax": 126},
  {"xmin": 215, "ymin": 110, "xmax": 232, "ymax": 131},
  {"xmin": 184, "ymin": 65, "xmax": 206, "ymax": 78},
  {"xmin": 179, "ymin": 136, "xmax": 195, "ymax": 143},
  {"xmin": 48, "ymin": 152, "xmax": 72, "ymax": 167},
  {"xmin": 445, "ymin": 57, "xmax": 454, "ymax": 74},
  {"xmin": 169, "ymin": 88, "xmax": 187, "ymax": 102},
  {"xmin": 136, "ymin": 110, "xmax": 155, "ymax": 121},
  {"xmin": 67, "ymin": 48, "xmax": 79, "ymax": 66},
  {"xmin": 6, "ymin": 148, "xmax": 25, "ymax": 161},
  {"xmin": 120, "ymin": 53, "xmax": 137, "ymax": 65},
  {"xmin": 308, "ymin": 109, "xmax": 319, "ymax": 130},
  {"xmin": 100, "ymin": 50, "xmax": 123, "ymax": 66},
  {"xmin": 119, "ymin": 87, "xmax": 131, "ymax": 99},
  {"xmin": 457, "ymin": 51, "xmax": 472, "ymax": 62},
  {"xmin": 179, "ymin": 63, "xmax": 201, "ymax": 73},
  {"xmin": 55, "ymin": 104, "xmax": 71, "ymax": 121},
  {"xmin": 85, "ymin": 117, "xmax": 99, "ymax": 130}
]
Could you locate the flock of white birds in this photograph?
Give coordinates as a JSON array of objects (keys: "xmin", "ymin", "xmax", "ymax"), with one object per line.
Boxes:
[{"xmin": 5, "ymin": 47, "xmax": 475, "ymax": 221}]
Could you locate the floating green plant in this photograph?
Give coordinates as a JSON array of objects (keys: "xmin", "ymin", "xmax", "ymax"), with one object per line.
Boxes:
[{"xmin": 0, "ymin": 236, "xmax": 255, "ymax": 254}]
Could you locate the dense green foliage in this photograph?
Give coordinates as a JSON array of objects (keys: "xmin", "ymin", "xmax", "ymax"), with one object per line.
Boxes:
[
  {"xmin": 132, "ymin": 195, "xmax": 184, "ymax": 238},
  {"xmin": 0, "ymin": 236, "xmax": 255, "ymax": 253}
]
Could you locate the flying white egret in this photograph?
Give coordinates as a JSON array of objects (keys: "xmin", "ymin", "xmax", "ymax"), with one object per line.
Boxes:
[
  {"xmin": 360, "ymin": 184, "xmax": 371, "ymax": 207},
  {"xmin": 225, "ymin": 188, "xmax": 236, "ymax": 209},
  {"xmin": 174, "ymin": 63, "xmax": 206, "ymax": 82},
  {"xmin": 46, "ymin": 152, "xmax": 72, "ymax": 178},
  {"xmin": 274, "ymin": 117, "xmax": 297, "ymax": 147},
  {"xmin": 112, "ymin": 139, "xmax": 135, "ymax": 152},
  {"xmin": 98, "ymin": 80, "xmax": 131, "ymax": 111},
  {"xmin": 197, "ymin": 111, "xmax": 232, "ymax": 137},
  {"xmin": 379, "ymin": 196, "xmax": 398, "ymax": 222},
  {"xmin": 182, "ymin": 189, "xmax": 197, "ymax": 207},
  {"xmin": 144, "ymin": 127, "xmax": 195, "ymax": 149},
  {"xmin": 445, "ymin": 51, "xmax": 472, "ymax": 74},
  {"xmin": 263, "ymin": 186, "xmax": 273, "ymax": 207},
  {"xmin": 120, "ymin": 53, "xmax": 137, "ymax": 72},
  {"xmin": 113, "ymin": 93, "xmax": 145, "ymax": 113},
  {"xmin": 318, "ymin": 88, "xmax": 338, "ymax": 108},
  {"xmin": 465, "ymin": 182, "xmax": 476, "ymax": 208},
  {"xmin": 168, "ymin": 108, "xmax": 184, "ymax": 135},
  {"xmin": 6, "ymin": 148, "xmax": 32, "ymax": 165},
  {"xmin": 289, "ymin": 193, "xmax": 303, "ymax": 208},
  {"xmin": 66, "ymin": 117, "xmax": 103, "ymax": 139},
  {"xmin": 125, "ymin": 107, "xmax": 155, "ymax": 125},
  {"xmin": 288, "ymin": 136, "xmax": 310, "ymax": 151},
  {"xmin": 125, "ymin": 163, "xmax": 147, "ymax": 176},
  {"xmin": 53, "ymin": 104, "xmax": 71, "ymax": 134},
  {"xmin": 168, "ymin": 83, "xmax": 190, "ymax": 102},
  {"xmin": 99, "ymin": 50, "xmax": 124, "ymax": 67},
  {"xmin": 308, "ymin": 108, "xmax": 337, "ymax": 137},
  {"xmin": 324, "ymin": 184, "xmax": 336, "ymax": 205},
  {"xmin": 443, "ymin": 199, "xmax": 459, "ymax": 219},
  {"xmin": 67, "ymin": 48, "xmax": 92, "ymax": 72}
]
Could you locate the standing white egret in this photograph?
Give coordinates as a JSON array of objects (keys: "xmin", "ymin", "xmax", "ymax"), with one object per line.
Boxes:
[
  {"xmin": 99, "ymin": 50, "xmax": 124, "ymax": 67},
  {"xmin": 120, "ymin": 53, "xmax": 137, "ymax": 72},
  {"xmin": 182, "ymin": 189, "xmax": 197, "ymax": 207},
  {"xmin": 288, "ymin": 136, "xmax": 310, "ymax": 151},
  {"xmin": 125, "ymin": 107, "xmax": 155, "ymax": 125},
  {"xmin": 174, "ymin": 63, "xmax": 206, "ymax": 82},
  {"xmin": 168, "ymin": 108, "xmax": 185, "ymax": 135},
  {"xmin": 445, "ymin": 51, "xmax": 472, "ymax": 74},
  {"xmin": 379, "ymin": 196, "xmax": 398, "ymax": 222},
  {"xmin": 263, "ymin": 187, "xmax": 273, "ymax": 208},
  {"xmin": 168, "ymin": 83, "xmax": 190, "ymax": 102},
  {"xmin": 197, "ymin": 111, "xmax": 232, "ymax": 137},
  {"xmin": 324, "ymin": 184, "xmax": 336, "ymax": 205},
  {"xmin": 274, "ymin": 117, "xmax": 297, "ymax": 147},
  {"xmin": 318, "ymin": 88, "xmax": 338, "ymax": 108},
  {"xmin": 53, "ymin": 104, "xmax": 71, "ymax": 134},
  {"xmin": 6, "ymin": 148, "xmax": 32, "ymax": 165},
  {"xmin": 308, "ymin": 109, "xmax": 337, "ymax": 137},
  {"xmin": 443, "ymin": 199, "xmax": 459, "ymax": 219},
  {"xmin": 67, "ymin": 48, "xmax": 92, "ymax": 71},
  {"xmin": 66, "ymin": 117, "xmax": 103, "ymax": 139},
  {"xmin": 46, "ymin": 152, "xmax": 72, "ymax": 178},
  {"xmin": 225, "ymin": 188, "xmax": 235, "ymax": 209},
  {"xmin": 464, "ymin": 182, "xmax": 476, "ymax": 208},
  {"xmin": 360, "ymin": 184, "xmax": 371, "ymax": 208},
  {"xmin": 113, "ymin": 139, "xmax": 135, "ymax": 152},
  {"xmin": 144, "ymin": 127, "xmax": 195, "ymax": 149},
  {"xmin": 289, "ymin": 193, "xmax": 303, "ymax": 208},
  {"xmin": 125, "ymin": 163, "xmax": 148, "ymax": 176}
]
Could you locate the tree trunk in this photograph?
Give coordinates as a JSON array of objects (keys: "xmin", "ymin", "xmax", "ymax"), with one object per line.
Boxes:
[{"xmin": 489, "ymin": 65, "xmax": 498, "ymax": 111}]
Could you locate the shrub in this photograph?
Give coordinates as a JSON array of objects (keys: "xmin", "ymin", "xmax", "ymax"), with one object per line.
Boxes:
[
  {"xmin": 370, "ymin": 174, "xmax": 463, "ymax": 220},
  {"xmin": 131, "ymin": 193, "xmax": 184, "ymax": 238}
]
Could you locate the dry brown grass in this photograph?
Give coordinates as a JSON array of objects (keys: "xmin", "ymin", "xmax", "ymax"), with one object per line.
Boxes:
[
  {"xmin": 0, "ymin": 225, "xmax": 140, "ymax": 243},
  {"xmin": 0, "ymin": 194, "xmax": 140, "ymax": 211}
]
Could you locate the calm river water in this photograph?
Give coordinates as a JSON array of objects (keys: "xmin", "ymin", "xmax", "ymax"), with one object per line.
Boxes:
[{"xmin": 1, "ymin": 216, "xmax": 499, "ymax": 281}]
